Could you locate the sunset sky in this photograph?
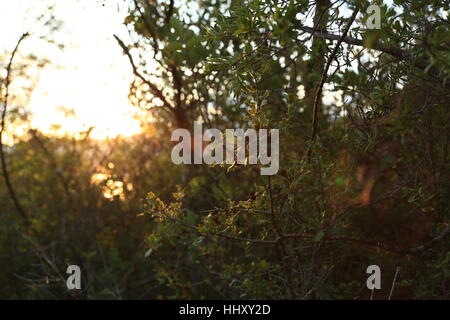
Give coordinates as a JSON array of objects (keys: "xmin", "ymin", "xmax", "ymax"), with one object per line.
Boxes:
[{"xmin": 1, "ymin": 0, "xmax": 142, "ymax": 139}]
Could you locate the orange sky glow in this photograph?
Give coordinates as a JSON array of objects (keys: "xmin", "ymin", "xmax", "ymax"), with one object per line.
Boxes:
[{"xmin": 1, "ymin": 0, "xmax": 144, "ymax": 140}]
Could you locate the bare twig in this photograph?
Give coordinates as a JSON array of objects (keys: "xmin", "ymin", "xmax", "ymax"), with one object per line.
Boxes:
[
  {"xmin": 297, "ymin": 25, "xmax": 410, "ymax": 60},
  {"xmin": 408, "ymin": 225, "xmax": 450, "ymax": 254},
  {"xmin": 132, "ymin": 0, "xmax": 159, "ymax": 56},
  {"xmin": 388, "ymin": 267, "xmax": 400, "ymax": 300},
  {"xmin": 308, "ymin": 9, "xmax": 359, "ymax": 161},
  {"xmin": 296, "ymin": 25, "xmax": 444, "ymax": 79},
  {"xmin": 113, "ymin": 34, "xmax": 173, "ymax": 112},
  {"xmin": 0, "ymin": 33, "xmax": 30, "ymax": 225}
]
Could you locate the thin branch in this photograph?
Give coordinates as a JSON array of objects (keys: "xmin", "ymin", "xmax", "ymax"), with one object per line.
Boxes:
[
  {"xmin": 113, "ymin": 34, "xmax": 173, "ymax": 111},
  {"xmin": 388, "ymin": 267, "xmax": 400, "ymax": 300},
  {"xmin": 296, "ymin": 25, "xmax": 444, "ymax": 78},
  {"xmin": 308, "ymin": 9, "xmax": 359, "ymax": 161},
  {"xmin": 297, "ymin": 25, "xmax": 410, "ymax": 60},
  {"xmin": 0, "ymin": 33, "xmax": 30, "ymax": 225},
  {"xmin": 408, "ymin": 225, "xmax": 450, "ymax": 254},
  {"xmin": 132, "ymin": 0, "xmax": 159, "ymax": 56},
  {"xmin": 165, "ymin": 0, "xmax": 174, "ymax": 25}
]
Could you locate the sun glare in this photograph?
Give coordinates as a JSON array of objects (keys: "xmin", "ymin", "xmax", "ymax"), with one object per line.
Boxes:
[{"xmin": 2, "ymin": 0, "xmax": 143, "ymax": 140}]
